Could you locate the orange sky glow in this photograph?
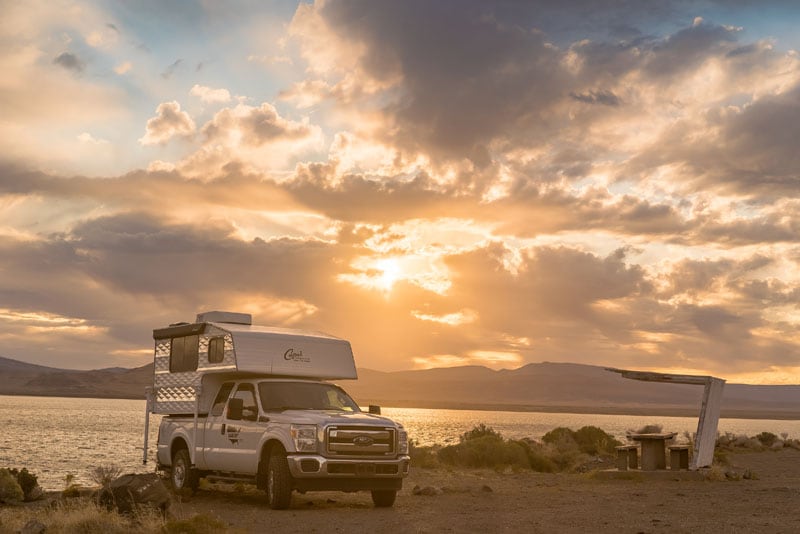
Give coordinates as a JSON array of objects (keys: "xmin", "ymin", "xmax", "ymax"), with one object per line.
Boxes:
[{"xmin": 1, "ymin": 1, "xmax": 800, "ymax": 384}]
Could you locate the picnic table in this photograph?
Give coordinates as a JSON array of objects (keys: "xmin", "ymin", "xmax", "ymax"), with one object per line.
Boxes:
[{"xmin": 628, "ymin": 432, "xmax": 676, "ymax": 470}]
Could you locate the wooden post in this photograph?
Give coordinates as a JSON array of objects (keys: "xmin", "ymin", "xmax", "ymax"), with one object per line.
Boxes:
[{"xmin": 692, "ymin": 377, "xmax": 725, "ymax": 469}]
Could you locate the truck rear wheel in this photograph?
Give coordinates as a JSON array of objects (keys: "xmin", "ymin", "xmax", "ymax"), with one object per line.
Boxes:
[
  {"xmin": 171, "ymin": 448, "xmax": 199, "ymax": 495},
  {"xmin": 266, "ymin": 450, "xmax": 293, "ymax": 509},
  {"xmin": 371, "ymin": 489, "xmax": 397, "ymax": 507}
]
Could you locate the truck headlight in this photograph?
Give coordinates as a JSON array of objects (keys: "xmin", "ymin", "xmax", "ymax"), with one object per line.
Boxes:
[
  {"xmin": 398, "ymin": 428, "xmax": 409, "ymax": 455},
  {"xmin": 291, "ymin": 424, "xmax": 317, "ymax": 452}
]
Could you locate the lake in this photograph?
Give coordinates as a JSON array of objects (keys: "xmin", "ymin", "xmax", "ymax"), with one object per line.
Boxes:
[{"xmin": 1, "ymin": 395, "xmax": 798, "ymax": 489}]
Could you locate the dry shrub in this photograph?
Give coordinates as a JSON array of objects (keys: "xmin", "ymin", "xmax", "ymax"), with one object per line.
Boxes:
[
  {"xmin": 90, "ymin": 465, "xmax": 123, "ymax": 488},
  {"xmin": 755, "ymin": 432, "xmax": 778, "ymax": 447},
  {"xmin": 409, "ymin": 440, "xmax": 440, "ymax": 468},
  {"xmin": 435, "ymin": 424, "xmax": 619, "ymax": 473},
  {"xmin": 0, "ymin": 498, "xmax": 164, "ymax": 534},
  {"xmin": 705, "ymin": 465, "xmax": 727, "ymax": 481},
  {"xmin": 438, "ymin": 432, "xmax": 530, "ymax": 470},
  {"xmin": 163, "ymin": 513, "xmax": 228, "ymax": 533},
  {"xmin": 6, "ymin": 468, "xmax": 39, "ymax": 500},
  {"xmin": 0, "ymin": 468, "xmax": 24, "ymax": 503}
]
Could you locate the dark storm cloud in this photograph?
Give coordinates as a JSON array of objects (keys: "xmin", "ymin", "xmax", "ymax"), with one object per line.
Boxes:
[
  {"xmin": 69, "ymin": 213, "xmax": 345, "ymax": 296},
  {"xmin": 53, "ymin": 52, "xmax": 85, "ymax": 73},
  {"xmin": 161, "ymin": 59, "xmax": 183, "ymax": 79},
  {"xmin": 628, "ymin": 82, "xmax": 800, "ymax": 199},
  {"xmin": 312, "ymin": 0, "xmax": 568, "ymax": 164},
  {"xmin": 569, "ymin": 90, "xmax": 621, "ymax": 106},
  {"xmin": 642, "ymin": 20, "xmax": 739, "ymax": 79},
  {"xmin": 436, "ymin": 242, "xmax": 800, "ymax": 373},
  {"xmin": 299, "ymin": 0, "xmax": 789, "ymax": 200}
]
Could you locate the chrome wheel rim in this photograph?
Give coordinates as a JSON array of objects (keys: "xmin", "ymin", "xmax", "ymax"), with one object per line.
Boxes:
[{"xmin": 173, "ymin": 460, "xmax": 185, "ymax": 488}]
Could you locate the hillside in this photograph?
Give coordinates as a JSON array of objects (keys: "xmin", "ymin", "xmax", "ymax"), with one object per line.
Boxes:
[
  {"xmin": 0, "ymin": 356, "xmax": 797, "ymax": 418},
  {"xmin": 0, "ymin": 356, "xmax": 152, "ymax": 399}
]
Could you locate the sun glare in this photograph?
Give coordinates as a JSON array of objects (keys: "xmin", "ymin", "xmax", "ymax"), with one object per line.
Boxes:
[{"xmin": 376, "ymin": 258, "xmax": 402, "ymax": 292}]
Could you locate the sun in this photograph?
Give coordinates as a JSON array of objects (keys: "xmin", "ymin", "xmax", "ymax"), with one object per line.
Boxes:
[{"xmin": 375, "ymin": 258, "xmax": 402, "ymax": 292}]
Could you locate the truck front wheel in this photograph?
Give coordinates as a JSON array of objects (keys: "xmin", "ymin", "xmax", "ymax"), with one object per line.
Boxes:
[
  {"xmin": 371, "ymin": 489, "xmax": 397, "ymax": 507},
  {"xmin": 171, "ymin": 448, "xmax": 199, "ymax": 495},
  {"xmin": 266, "ymin": 450, "xmax": 293, "ymax": 509}
]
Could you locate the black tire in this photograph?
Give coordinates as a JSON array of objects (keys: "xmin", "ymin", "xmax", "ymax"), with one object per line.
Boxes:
[
  {"xmin": 371, "ymin": 489, "xmax": 397, "ymax": 507},
  {"xmin": 266, "ymin": 450, "xmax": 293, "ymax": 510},
  {"xmin": 171, "ymin": 448, "xmax": 199, "ymax": 495}
]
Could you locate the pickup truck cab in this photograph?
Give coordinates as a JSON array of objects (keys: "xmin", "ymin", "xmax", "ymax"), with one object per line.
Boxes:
[{"xmin": 143, "ymin": 311, "xmax": 410, "ymax": 508}]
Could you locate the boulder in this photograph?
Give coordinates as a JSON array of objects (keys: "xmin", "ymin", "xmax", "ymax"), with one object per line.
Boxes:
[
  {"xmin": 19, "ymin": 519, "xmax": 46, "ymax": 534},
  {"xmin": 97, "ymin": 473, "xmax": 171, "ymax": 516}
]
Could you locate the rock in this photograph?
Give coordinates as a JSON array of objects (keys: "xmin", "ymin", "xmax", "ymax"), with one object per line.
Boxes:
[
  {"xmin": 412, "ymin": 485, "xmax": 442, "ymax": 496},
  {"xmin": 19, "ymin": 519, "xmax": 46, "ymax": 534},
  {"xmin": 480, "ymin": 485, "xmax": 493, "ymax": 493},
  {"xmin": 97, "ymin": 473, "xmax": 171, "ymax": 516},
  {"xmin": 25, "ymin": 486, "xmax": 44, "ymax": 502}
]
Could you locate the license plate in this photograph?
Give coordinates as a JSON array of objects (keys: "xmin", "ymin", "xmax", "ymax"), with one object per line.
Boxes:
[{"xmin": 356, "ymin": 463, "xmax": 376, "ymax": 475}]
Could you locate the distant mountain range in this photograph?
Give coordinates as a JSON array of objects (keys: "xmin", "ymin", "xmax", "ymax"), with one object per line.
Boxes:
[
  {"xmin": 0, "ymin": 356, "xmax": 152, "ymax": 399},
  {"xmin": 1, "ymin": 356, "xmax": 797, "ymax": 419}
]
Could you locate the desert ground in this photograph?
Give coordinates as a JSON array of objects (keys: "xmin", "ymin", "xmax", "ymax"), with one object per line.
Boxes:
[{"xmin": 169, "ymin": 448, "xmax": 800, "ymax": 533}]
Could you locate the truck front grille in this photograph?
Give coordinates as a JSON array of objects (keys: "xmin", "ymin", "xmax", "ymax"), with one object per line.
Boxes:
[{"xmin": 326, "ymin": 426, "xmax": 396, "ymax": 456}]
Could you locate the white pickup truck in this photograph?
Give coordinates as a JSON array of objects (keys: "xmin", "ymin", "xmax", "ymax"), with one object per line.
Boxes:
[{"xmin": 143, "ymin": 311, "xmax": 410, "ymax": 509}]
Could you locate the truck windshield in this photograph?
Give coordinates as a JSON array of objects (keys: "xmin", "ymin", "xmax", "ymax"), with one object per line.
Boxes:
[{"xmin": 258, "ymin": 382, "xmax": 361, "ymax": 412}]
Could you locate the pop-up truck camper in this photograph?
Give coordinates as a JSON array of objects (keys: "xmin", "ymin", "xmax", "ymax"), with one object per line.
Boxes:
[{"xmin": 142, "ymin": 311, "xmax": 409, "ymax": 509}]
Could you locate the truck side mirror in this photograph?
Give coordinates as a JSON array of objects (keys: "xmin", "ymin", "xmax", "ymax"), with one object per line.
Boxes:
[
  {"xmin": 227, "ymin": 397, "xmax": 243, "ymax": 420},
  {"xmin": 368, "ymin": 405, "xmax": 381, "ymax": 415}
]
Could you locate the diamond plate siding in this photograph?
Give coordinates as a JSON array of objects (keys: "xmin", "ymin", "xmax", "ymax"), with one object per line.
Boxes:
[{"xmin": 150, "ymin": 326, "xmax": 237, "ymax": 414}]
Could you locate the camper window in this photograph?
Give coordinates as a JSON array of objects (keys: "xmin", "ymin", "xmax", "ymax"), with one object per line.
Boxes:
[
  {"xmin": 208, "ymin": 336, "xmax": 225, "ymax": 364},
  {"xmin": 169, "ymin": 334, "xmax": 199, "ymax": 372}
]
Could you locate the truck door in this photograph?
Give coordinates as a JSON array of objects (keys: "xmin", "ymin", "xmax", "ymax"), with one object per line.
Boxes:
[
  {"xmin": 204, "ymin": 383, "xmax": 262, "ymax": 474},
  {"xmin": 201, "ymin": 382, "xmax": 234, "ymax": 469}
]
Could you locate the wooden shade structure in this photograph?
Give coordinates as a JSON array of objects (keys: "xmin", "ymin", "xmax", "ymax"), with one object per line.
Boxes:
[{"xmin": 606, "ymin": 368, "xmax": 726, "ymax": 470}]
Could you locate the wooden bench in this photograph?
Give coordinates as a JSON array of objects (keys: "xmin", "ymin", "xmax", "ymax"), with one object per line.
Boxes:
[
  {"xmin": 615, "ymin": 444, "xmax": 639, "ymax": 470},
  {"xmin": 668, "ymin": 445, "xmax": 690, "ymax": 470}
]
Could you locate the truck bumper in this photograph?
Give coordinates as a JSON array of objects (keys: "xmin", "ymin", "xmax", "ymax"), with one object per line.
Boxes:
[{"xmin": 286, "ymin": 454, "xmax": 410, "ymax": 488}]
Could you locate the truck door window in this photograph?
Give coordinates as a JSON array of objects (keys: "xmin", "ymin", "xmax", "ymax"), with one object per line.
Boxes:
[
  {"xmin": 231, "ymin": 384, "xmax": 258, "ymax": 421},
  {"xmin": 169, "ymin": 335, "xmax": 199, "ymax": 372},
  {"xmin": 210, "ymin": 382, "xmax": 235, "ymax": 416}
]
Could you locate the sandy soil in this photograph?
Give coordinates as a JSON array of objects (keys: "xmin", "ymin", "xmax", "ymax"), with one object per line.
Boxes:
[{"xmin": 172, "ymin": 449, "xmax": 800, "ymax": 533}]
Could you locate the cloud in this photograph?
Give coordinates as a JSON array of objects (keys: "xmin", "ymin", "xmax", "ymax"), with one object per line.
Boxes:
[
  {"xmin": 77, "ymin": 132, "xmax": 109, "ymax": 145},
  {"xmin": 202, "ymin": 102, "xmax": 313, "ymax": 146},
  {"xmin": 161, "ymin": 59, "xmax": 183, "ymax": 79},
  {"xmin": 569, "ymin": 90, "xmax": 621, "ymax": 106},
  {"xmin": 163, "ymin": 102, "xmax": 323, "ymax": 177},
  {"xmin": 139, "ymin": 101, "xmax": 196, "ymax": 145},
  {"xmin": 53, "ymin": 52, "xmax": 85, "ymax": 73},
  {"xmin": 190, "ymin": 84, "xmax": 231, "ymax": 104},
  {"xmin": 86, "ymin": 24, "xmax": 119, "ymax": 47},
  {"xmin": 114, "ymin": 61, "xmax": 132, "ymax": 75}
]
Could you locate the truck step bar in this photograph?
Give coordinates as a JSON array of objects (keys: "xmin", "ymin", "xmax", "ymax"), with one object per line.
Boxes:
[{"xmin": 204, "ymin": 473, "xmax": 258, "ymax": 485}]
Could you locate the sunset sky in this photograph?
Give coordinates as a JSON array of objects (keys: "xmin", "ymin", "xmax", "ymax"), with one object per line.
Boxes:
[{"xmin": 2, "ymin": 1, "xmax": 800, "ymax": 383}]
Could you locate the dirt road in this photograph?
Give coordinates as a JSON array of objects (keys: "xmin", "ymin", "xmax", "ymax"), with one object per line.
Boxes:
[{"xmin": 172, "ymin": 449, "xmax": 800, "ymax": 533}]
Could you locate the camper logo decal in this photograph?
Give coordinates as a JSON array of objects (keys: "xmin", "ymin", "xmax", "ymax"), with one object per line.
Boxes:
[{"xmin": 284, "ymin": 348, "xmax": 310, "ymax": 363}]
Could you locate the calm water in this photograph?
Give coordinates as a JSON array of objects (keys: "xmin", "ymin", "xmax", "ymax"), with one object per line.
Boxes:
[{"xmin": 1, "ymin": 395, "xmax": 798, "ymax": 490}]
